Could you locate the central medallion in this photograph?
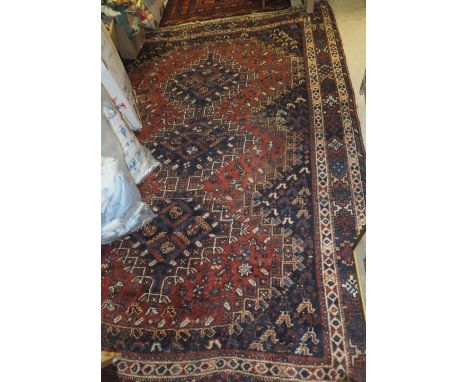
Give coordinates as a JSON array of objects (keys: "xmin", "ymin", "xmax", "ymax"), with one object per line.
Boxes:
[{"xmin": 164, "ymin": 52, "xmax": 249, "ymax": 108}]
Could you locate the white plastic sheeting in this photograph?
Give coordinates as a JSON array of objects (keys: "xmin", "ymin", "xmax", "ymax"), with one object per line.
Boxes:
[
  {"xmin": 101, "ymin": 87, "xmax": 157, "ymax": 244},
  {"xmin": 102, "ymin": 101, "xmax": 160, "ymax": 184}
]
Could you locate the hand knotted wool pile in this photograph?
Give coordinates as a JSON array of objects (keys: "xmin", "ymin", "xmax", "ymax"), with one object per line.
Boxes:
[
  {"xmin": 102, "ymin": 3, "xmax": 366, "ymax": 381},
  {"xmin": 160, "ymin": 0, "xmax": 291, "ymax": 26}
]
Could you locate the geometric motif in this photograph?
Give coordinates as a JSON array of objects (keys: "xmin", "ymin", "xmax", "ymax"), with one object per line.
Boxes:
[
  {"xmin": 342, "ymin": 274, "xmax": 359, "ymax": 298},
  {"xmin": 164, "ymin": 53, "xmax": 250, "ymax": 109},
  {"xmin": 102, "ymin": 3, "xmax": 366, "ymax": 381}
]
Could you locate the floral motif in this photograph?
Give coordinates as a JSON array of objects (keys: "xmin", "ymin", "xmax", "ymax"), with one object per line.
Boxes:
[{"xmin": 237, "ymin": 263, "xmax": 253, "ymax": 277}]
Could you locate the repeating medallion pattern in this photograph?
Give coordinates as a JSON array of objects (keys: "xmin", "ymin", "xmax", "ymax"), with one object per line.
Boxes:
[{"xmin": 102, "ymin": 3, "xmax": 366, "ymax": 381}]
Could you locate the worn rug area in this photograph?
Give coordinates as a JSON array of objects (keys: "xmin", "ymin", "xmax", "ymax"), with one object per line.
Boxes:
[
  {"xmin": 102, "ymin": 3, "xmax": 366, "ymax": 381},
  {"xmin": 160, "ymin": 0, "xmax": 290, "ymax": 26}
]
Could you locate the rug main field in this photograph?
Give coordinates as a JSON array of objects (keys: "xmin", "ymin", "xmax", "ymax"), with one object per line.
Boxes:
[{"xmin": 102, "ymin": 3, "xmax": 366, "ymax": 381}]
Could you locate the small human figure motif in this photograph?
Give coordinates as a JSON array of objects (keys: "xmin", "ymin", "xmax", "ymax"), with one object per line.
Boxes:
[
  {"xmin": 297, "ymin": 298, "xmax": 316, "ymax": 314},
  {"xmin": 276, "ymin": 311, "xmax": 294, "ymax": 328}
]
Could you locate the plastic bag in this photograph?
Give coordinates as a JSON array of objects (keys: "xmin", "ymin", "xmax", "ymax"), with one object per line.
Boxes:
[
  {"xmin": 102, "ymin": 100, "xmax": 160, "ymax": 184},
  {"xmin": 101, "ymin": 93, "xmax": 155, "ymax": 244}
]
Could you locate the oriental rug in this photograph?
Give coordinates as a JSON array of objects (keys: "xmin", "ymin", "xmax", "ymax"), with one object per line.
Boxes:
[
  {"xmin": 102, "ymin": 3, "xmax": 366, "ymax": 381},
  {"xmin": 160, "ymin": 0, "xmax": 290, "ymax": 27}
]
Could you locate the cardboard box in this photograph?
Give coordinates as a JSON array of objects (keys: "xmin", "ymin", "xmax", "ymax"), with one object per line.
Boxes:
[
  {"xmin": 109, "ymin": 21, "xmax": 145, "ymax": 60},
  {"xmin": 144, "ymin": 0, "xmax": 166, "ymax": 27}
]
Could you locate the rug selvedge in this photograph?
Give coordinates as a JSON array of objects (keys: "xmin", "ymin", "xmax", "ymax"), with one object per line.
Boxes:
[{"xmin": 102, "ymin": 4, "xmax": 366, "ymax": 381}]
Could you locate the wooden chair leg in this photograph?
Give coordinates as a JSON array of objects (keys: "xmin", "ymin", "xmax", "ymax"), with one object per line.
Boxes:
[{"xmin": 101, "ymin": 351, "xmax": 122, "ymax": 369}]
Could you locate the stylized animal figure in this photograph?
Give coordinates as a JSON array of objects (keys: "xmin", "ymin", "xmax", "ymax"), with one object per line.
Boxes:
[
  {"xmin": 276, "ymin": 311, "xmax": 294, "ymax": 328},
  {"xmin": 297, "ymin": 298, "xmax": 316, "ymax": 314}
]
